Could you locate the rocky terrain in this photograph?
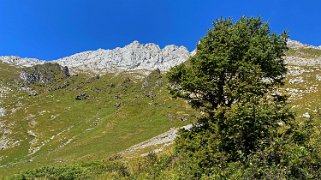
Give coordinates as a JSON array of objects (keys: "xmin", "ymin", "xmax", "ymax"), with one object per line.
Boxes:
[
  {"xmin": 0, "ymin": 41, "xmax": 190, "ymax": 74},
  {"xmin": 0, "ymin": 40, "xmax": 320, "ymax": 75},
  {"xmin": 287, "ymin": 39, "xmax": 321, "ymax": 49},
  {"xmin": 20, "ymin": 63, "xmax": 70, "ymax": 85},
  {"xmin": 123, "ymin": 124, "xmax": 193, "ymax": 157},
  {"xmin": 55, "ymin": 41, "xmax": 190, "ymax": 74},
  {"xmin": 0, "ymin": 56, "xmax": 44, "ymax": 67}
]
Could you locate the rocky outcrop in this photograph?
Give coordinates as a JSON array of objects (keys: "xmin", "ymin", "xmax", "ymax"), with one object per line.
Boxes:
[
  {"xmin": 287, "ymin": 39, "xmax": 321, "ymax": 49},
  {"xmin": 289, "ymin": 77, "xmax": 304, "ymax": 84},
  {"xmin": 54, "ymin": 41, "xmax": 190, "ymax": 73},
  {"xmin": 1, "ymin": 40, "xmax": 320, "ymax": 75},
  {"xmin": 20, "ymin": 63, "xmax": 70, "ymax": 85},
  {"xmin": 124, "ymin": 124, "xmax": 193, "ymax": 156},
  {"xmin": 0, "ymin": 41, "xmax": 191, "ymax": 74},
  {"xmin": 0, "ymin": 56, "xmax": 44, "ymax": 67},
  {"xmin": 75, "ymin": 93, "xmax": 90, "ymax": 100}
]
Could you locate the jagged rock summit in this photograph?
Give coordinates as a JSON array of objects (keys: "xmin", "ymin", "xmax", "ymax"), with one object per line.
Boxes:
[
  {"xmin": 1, "ymin": 40, "xmax": 320, "ymax": 74},
  {"xmin": 0, "ymin": 56, "xmax": 44, "ymax": 67},
  {"xmin": 55, "ymin": 41, "xmax": 190, "ymax": 74},
  {"xmin": 0, "ymin": 41, "xmax": 191, "ymax": 74}
]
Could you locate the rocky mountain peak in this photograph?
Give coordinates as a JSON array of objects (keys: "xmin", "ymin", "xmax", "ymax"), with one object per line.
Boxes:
[
  {"xmin": 126, "ymin": 40, "xmax": 143, "ymax": 48},
  {"xmin": 3, "ymin": 39, "xmax": 318, "ymax": 75},
  {"xmin": 54, "ymin": 41, "xmax": 191, "ymax": 74},
  {"xmin": 0, "ymin": 56, "xmax": 44, "ymax": 67},
  {"xmin": 0, "ymin": 41, "xmax": 191, "ymax": 74}
]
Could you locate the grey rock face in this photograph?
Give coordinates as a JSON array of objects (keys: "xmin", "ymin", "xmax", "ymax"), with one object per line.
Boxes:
[
  {"xmin": 4, "ymin": 40, "xmax": 319, "ymax": 75},
  {"xmin": 55, "ymin": 41, "xmax": 190, "ymax": 73},
  {"xmin": 124, "ymin": 124, "xmax": 193, "ymax": 155},
  {"xmin": 0, "ymin": 56, "xmax": 44, "ymax": 67},
  {"xmin": 0, "ymin": 41, "xmax": 191, "ymax": 74}
]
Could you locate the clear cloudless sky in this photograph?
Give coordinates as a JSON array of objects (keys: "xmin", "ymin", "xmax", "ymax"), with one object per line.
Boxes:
[{"xmin": 0, "ymin": 0, "xmax": 320, "ymax": 60}]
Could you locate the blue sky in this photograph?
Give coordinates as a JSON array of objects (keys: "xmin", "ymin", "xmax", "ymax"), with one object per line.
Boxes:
[{"xmin": 0, "ymin": 0, "xmax": 320, "ymax": 60}]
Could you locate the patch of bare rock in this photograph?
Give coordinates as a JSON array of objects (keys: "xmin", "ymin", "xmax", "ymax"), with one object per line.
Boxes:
[{"xmin": 124, "ymin": 124, "xmax": 193, "ymax": 156}]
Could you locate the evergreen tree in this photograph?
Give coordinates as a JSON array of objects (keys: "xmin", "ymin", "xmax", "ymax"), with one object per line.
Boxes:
[{"xmin": 167, "ymin": 17, "xmax": 321, "ymax": 179}]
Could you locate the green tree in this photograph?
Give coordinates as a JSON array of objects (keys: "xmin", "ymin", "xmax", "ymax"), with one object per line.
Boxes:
[{"xmin": 167, "ymin": 17, "xmax": 321, "ymax": 178}]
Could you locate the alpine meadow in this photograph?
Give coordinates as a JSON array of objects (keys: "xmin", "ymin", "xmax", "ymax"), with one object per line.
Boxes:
[{"xmin": 0, "ymin": 16, "xmax": 321, "ymax": 179}]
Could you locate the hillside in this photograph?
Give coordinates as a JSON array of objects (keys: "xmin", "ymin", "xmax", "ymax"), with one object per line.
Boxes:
[
  {"xmin": 284, "ymin": 41, "xmax": 321, "ymax": 121},
  {"xmin": 0, "ymin": 63, "xmax": 196, "ymax": 176},
  {"xmin": 0, "ymin": 40, "xmax": 321, "ymax": 178}
]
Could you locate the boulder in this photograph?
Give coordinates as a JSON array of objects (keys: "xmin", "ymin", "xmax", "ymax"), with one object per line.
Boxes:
[{"xmin": 75, "ymin": 93, "xmax": 90, "ymax": 100}]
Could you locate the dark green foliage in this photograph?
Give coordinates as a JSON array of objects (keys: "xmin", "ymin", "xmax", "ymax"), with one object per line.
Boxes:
[
  {"xmin": 168, "ymin": 16, "xmax": 290, "ymax": 158},
  {"xmin": 167, "ymin": 17, "xmax": 321, "ymax": 179},
  {"xmin": 242, "ymin": 117, "xmax": 321, "ymax": 179},
  {"xmin": 167, "ymin": 17, "xmax": 288, "ymax": 115}
]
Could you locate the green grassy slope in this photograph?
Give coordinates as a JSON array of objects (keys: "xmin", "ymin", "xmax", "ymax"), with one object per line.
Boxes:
[
  {"xmin": 284, "ymin": 66, "xmax": 321, "ymax": 120},
  {"xmin": 286, "ymin": 47, "xmax": 321, "ymax": 59},
  {"xmin": 0, "ymin": 65, "xmax": 196, "ymax": 177},
  {"xmin": 285, "ymin": 47, "xmax": 321, "ymax": 117}
]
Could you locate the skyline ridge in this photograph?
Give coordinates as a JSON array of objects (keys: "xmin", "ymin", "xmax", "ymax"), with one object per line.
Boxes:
[{"xmin": 0, "ymin": 39, "xmax": 318, "ymax": 61}]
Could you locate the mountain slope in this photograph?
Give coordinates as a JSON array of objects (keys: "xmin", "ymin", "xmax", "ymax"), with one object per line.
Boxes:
[
  {"xmin": 0, "ymin": 64, "xmax": 196, "ymax": 176},
  {"xmin": 0, "ymin": 40, "xmax": 321, "ymax": 177}
]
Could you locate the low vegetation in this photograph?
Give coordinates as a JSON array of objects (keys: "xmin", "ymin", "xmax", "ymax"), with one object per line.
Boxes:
[{"xmin": 286, "ymin": 47, "xmax": 321, "ymax": 59}]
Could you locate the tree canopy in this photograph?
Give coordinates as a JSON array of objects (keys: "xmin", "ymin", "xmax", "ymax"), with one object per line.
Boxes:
[
  {"xmin": 167, "ymin": 17, "xmax": 321, "ymax": 179},
  {"xmin": 168, "ymin": 17, "xmax": 287, "ymax": 116}
]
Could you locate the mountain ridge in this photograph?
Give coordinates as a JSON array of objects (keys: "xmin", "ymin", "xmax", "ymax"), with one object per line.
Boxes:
[
  {"xmin": 0, "ymin": 41, "xmax": 191, "ymax": 74},
  {"xmin": 0, "ymin": 39, "xmax": 320, "ymax": 75}
]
